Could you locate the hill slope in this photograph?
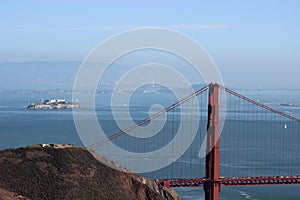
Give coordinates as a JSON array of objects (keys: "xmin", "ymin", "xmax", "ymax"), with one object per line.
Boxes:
[{"xmin": 0, "ymin": 144, "xmax": 181, "ymax": 200}]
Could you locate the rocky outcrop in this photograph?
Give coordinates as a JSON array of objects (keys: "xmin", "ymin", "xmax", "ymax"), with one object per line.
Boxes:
[
  {"xmin": 0, "ymin": 144, "xmax": 181, "ymax": 200},
  {"xmin": 0, "ymin": 188, "xmax": 29, "ymax": 200}
]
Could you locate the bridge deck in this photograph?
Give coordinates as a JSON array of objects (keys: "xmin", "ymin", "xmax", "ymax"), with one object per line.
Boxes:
[{"xmin": 158, "ymin": 175, "xmax": 300, "ymax": 188}]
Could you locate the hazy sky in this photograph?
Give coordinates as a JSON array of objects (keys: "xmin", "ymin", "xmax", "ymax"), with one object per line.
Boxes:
[{"xmin": 1, "ymin": 0, "xmax": 300, "ymax": 88}]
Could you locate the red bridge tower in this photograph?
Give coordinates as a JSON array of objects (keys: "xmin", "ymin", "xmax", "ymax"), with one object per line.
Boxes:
[{"xmin": 204, "ymin": 83, "xmax": 221, "ymax": 200}]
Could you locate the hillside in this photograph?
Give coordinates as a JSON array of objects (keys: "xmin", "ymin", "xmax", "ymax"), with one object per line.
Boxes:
[{"xmin": 0, "ymin": 144, "xmax": 181, "ymax": 200}]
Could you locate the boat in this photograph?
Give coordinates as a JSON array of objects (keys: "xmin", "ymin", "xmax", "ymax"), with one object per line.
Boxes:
[
  {"xmin": 279, "ymin": 102, "xmax": 300, "ymax": 107},
  {"xmin": 27, "ymin": 99, "xmax": 82, "ymax": 110}
]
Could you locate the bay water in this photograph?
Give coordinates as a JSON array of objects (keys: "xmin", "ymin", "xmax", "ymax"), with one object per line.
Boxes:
[{"xmin": 1, "ymin": 89, "xmax": 300, "ymax": 199}]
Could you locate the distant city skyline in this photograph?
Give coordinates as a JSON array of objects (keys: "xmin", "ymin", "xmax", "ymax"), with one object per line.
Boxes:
[{"xmin": 1, "ymin": 0, "xmax": 299, "ymax": 89}]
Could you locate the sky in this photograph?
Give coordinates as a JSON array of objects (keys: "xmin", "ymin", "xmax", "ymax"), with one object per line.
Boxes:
[{"xmin": 1, "ymin": 0, "xmax": 300, "ymax": 89}]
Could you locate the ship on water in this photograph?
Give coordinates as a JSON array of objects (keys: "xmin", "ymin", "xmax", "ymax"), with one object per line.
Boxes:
[
  {"xmin": 27, "ymin": 99, "xmax": 82, "ymax": 109},
  {"xmin": 279, "ymin": 101, "xmax": 300, "ymax": 107}
]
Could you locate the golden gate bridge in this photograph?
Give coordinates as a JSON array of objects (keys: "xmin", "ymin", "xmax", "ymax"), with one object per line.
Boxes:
[{"xmin": 88, "ymin": 83, "xmax": 300, "ymax": 200}]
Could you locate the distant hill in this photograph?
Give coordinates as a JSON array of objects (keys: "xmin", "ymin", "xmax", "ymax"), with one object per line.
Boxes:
[
  {"xmin": 0, "ymin": 61, "xmax": 81, "ymax": 90},
  {"xmin": 0, "ymin": 144, "xmax": 181, "ymax": 200}
]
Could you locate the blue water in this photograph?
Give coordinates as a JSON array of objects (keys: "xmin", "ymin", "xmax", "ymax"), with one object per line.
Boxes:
[{"xmin": 1, "ymin": 90, "xmax": 300, "ymax": 199}]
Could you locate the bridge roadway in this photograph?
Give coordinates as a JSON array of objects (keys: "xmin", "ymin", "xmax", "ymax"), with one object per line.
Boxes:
[{"xmin": 158, "ymin": 175, "xmax": 300, "ymax": 188}]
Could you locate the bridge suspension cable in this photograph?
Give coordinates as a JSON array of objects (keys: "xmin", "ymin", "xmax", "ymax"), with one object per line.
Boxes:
[{"xmin": 88, "ymin": 85, "xmax": 208, "ymax": 148}]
